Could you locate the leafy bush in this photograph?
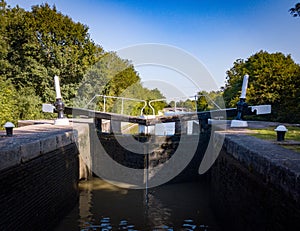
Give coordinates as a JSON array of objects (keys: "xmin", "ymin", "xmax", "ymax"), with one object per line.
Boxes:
[{"xmin": 0, "ymin": 77, "xmax": 19, "ymax": 128}]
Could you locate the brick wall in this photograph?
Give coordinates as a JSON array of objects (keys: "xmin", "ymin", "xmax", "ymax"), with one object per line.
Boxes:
[
  {"xmin": 0, "ymin": 143, "xmax": 79, "ymax": 230},
  {"xmin": 94, "ymin": 134, "xmax": 208, "ymax": 184},
  {"xmin": 211, "ymin": 133, "xmax": 300, "ymax": 231}
]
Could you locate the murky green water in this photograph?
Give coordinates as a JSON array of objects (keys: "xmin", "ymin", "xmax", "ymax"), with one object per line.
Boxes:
[{"xmin": 54, "ymin": 178, "xmax": 220, "ymax": 231}]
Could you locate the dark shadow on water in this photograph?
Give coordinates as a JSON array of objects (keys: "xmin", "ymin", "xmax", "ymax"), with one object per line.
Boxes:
[{"xmin": 54, "ymin": 177, "xmax": 221, "ymax": 231}]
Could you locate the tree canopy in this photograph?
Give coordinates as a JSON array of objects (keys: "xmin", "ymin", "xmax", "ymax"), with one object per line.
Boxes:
[
  {"xmin": 0, "ymin": 1, "xmax": 166, "ymax": 127},
  {"xmin": 289, "ymin": 3, "xmax": 300, "ymax": 17},
  {"xmin": 73, "ymin": 51, "xmax": 167, "ymax": 116},
  {"xmin": 2, "ymin": 3, "xmax": 103, "ymax": 104},
  {"xmin": 223, "ymin": 51, "xmax": 300, "ymax": 122}
]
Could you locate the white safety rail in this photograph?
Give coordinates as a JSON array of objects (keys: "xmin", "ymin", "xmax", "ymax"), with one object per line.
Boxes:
[
  {"xmin": 148, "ymin": 94, "xmax": 222, "ymax": 116},
  {"xmin": 86, "ymin": 94, "xmax": 147, "ymax": 116}
]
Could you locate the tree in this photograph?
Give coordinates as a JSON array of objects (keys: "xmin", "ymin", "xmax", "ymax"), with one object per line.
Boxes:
[
  {"xmin": 0, "ymin": 77, "xmax": 18, "ymax": 128},
  {"xmin": 197, "ymin": 92, "xmax": 209, "ymax": 112},
  {"xmin": 0, "ymin": 0, "xmax": 12, "ymax": 79},
  {"xmin": 137, "ymin": 88, "xmax": 167, "ymax": 115},
  {"xmin": 176, "ymin": 99, "xmax": 196, "ymax": 112},
  {"xmin": 289, "ymin": 3, "xmax": 300, "ymax": 17},
  {"xmin": 0, "ymin": 1, "xmax": 167, "ymax": 123},
  {"xmin": 74, "ymin": 51, "xmax": 167, "ymax": 116},
  {"xmin": 3, "ymin": 3, "xmax": 103, "ymax": 103},
  {"xmin": 74, "ymin": 52, "xmax": 128, "ymax": 109},
  {"xmin": 0, "ymin": 1, "xmax": 106, "ymax": 125},
  {"xmin": 110, "ymin": 83, "xmax": 167, "ymax": 116},
  {"xmin": 223, "ymin": 51, "xmax": 300, "ymax": 122},
  {"xmin": 196, "ymin": 90, "xmax": 224, "ymax": 112},
  {"xmin": 75, "ymin": 52, "xmax": 141, "ymax": 111},
  {"xmin": 0, "ymin": 0, "xmax": 8, "ymax": 72},
  {"xmin": 16, "ymin": 87, "xmax": 47, "ymax": 120}
]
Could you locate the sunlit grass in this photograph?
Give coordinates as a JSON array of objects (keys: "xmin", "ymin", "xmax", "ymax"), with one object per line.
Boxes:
[
  {"xmin": 286, "ymin": 146, "xmax": 300, "ymax": 153},
  {"xmin": 249, "ymin": 126, "xmax": 300, "ymax": 141},
  {"xmin": 121, "ymin": 123, "xmax": 139, "ymax": 134},
  {"xmin": 249, "ymin": 126, "xmax": 300, "ymax": 153}
]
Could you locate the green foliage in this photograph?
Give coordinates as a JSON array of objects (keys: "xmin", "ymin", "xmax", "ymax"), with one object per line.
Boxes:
[
  {"xmin": 2, "ymin": 3, "xmax": 103, "ymax": 104},
  {"xmin": 113, "ymin": 83, "xmax": 167, "ymax": 116},
  {"xmin": 0, "ymin": 77, "xmax": 56, "ymax": 129},
  {"xmin": 223, "ymin": 51, "xmax": 300, "ymax": 123},
  {"xmin": 73, "ymin": 51, "xmax": 167, "ymax": 116},
  {"xmin": 138, "ymin": 88, "xmax": 167, "ymax": 115},
  {"xmin": 0, "ymin": 1, "xmax": 106, "ymax": 124},
  {"xmin": 0, "ymin": 0, "xmax": 197, "ymax": 123},
  {"xmin": 73, "ymin": 52, "xmax": 116, "ymax": 108},
  {"xmin": 0, "ymin": 77, "xmax": 18, "ymax": 128},
  {"xmin": 75, "ymin": 52, "xmax": 140, "ymax": 112},
  {"xmin": 174, "ymin": 99, "xmax": 196, "ymax": 112},
  {"xmin": 290, "ymin": 3, "xmax": 300, "ymax": 17},
  {"xmin": 197, "ymin": 94, "xmax": 209, "ymax": 111},
  {"xmin": 196, "ymin": 90, "xmax": 225, "ymax": 111},
  {"xmin": 102, "ymin": 63, "xmax": 140, "ymax": 112},
  {"xmin": 16, "ymin": 87, "xmax": 51, "ymax": 120}
]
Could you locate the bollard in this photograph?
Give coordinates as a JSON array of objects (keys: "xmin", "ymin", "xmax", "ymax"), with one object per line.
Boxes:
[
  {"xmin": 274, "ymin": 125, "xmax": 288, "ymax": 141},
  {"xmin": 4, "ymin": 122, "xmax": 15, "ymax": 137}
]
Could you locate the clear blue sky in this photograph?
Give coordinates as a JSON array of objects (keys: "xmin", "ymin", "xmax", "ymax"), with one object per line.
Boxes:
[{"xmin": 6, "ymin": 0, "xmax": 300, "ymax": 98}]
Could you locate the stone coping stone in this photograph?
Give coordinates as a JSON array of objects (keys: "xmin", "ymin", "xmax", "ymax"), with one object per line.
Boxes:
[
  {"xmin": 0, "ymin": 123, "xmax": 77, "ymax": 171},
  {"xmin": 215, "ymin": 131, "xmax": 300, "ymax": 202}
]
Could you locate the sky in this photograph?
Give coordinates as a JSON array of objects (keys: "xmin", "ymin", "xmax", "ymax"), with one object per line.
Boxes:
[{"xmin": 6, "ymin": 0, "xmax": 300, "ymax": 99}]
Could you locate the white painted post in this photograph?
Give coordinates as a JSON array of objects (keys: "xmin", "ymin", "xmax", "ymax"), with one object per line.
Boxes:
[
  {"xmin": 231, "ymin": 74, "xmax": 249, "ymax": 128},
  {"xmin": 53, "ymin": 76, "xmax": 69, "ymax": 126},
  {"xmin": 103, "ymin": 96, "xmax": 106, "ymax": 112},
  {"xmin": 240, "ymin": 74, "xmax": 249, "ymax": 99},
  {"xmin": 54, "ymin": 75, "xmax": 62, "ymax": 99}
]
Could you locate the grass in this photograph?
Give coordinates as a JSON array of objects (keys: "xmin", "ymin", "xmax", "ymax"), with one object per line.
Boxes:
[
  {"xmin": 286, "ymin": 146, "xmax": 300, "ymax": 153},
  {"xmin": 121, "ymin": 122, "xmax": 139, "ymax": 134},
  {"xmin": 249, "ymin": 126, "xmax": 300, "ymax": 153}
]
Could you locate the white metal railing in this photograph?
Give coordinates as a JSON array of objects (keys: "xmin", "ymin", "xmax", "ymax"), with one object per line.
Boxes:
[
  {"xmin": 86, "ymin": 95, "xmax": 147, "ymax": 116},
  {"xmin": 148, "ymin": 94, "xmax": 222, "ymax": 116},
  {"xmin": 85, "ymin": 94, "xmax": 222, "ymax": 116}
]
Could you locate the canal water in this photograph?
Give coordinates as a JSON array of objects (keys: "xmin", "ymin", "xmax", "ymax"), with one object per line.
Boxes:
[{"xmin": 54, "ymin": 177, "xmax": 221, "ymax": 231}]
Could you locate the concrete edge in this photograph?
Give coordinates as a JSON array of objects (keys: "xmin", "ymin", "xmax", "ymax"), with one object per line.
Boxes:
[{"xmin": 0, "ymin": 125, "xmax": 78, "ymax": 171}]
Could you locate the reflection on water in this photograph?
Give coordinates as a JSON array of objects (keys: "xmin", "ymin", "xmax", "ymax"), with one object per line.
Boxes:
[{"xmin": 54, "ymin": 178, "xmax": 220, "ymax": 231}]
